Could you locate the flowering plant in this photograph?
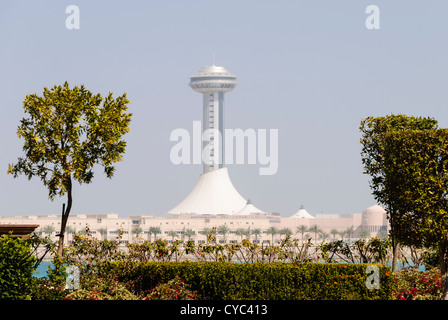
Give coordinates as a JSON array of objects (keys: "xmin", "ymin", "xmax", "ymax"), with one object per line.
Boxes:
[
  {"xmin": 392, "ymin": 267, "xmax": 441, "ymax": 300},
  {"xmin": 141, "ymin": 275, "xmax": 199, "ymax": 300}
]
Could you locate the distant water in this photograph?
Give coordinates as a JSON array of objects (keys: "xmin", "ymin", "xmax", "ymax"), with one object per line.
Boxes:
[
  {"xmin": 33, "ymin": 261, "xmax": 53, "ymax": 278},
  {"xmin": 32, "ymin": 260, "xmax": 426, "ymax": 278}
]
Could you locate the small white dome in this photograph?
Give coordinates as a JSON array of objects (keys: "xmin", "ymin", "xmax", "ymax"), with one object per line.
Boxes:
[{"xmin": 290, "ymin": 205, "xmax": 315, "ymax": 219}]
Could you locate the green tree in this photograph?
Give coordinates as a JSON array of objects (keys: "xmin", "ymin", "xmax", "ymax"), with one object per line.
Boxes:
[
  {"xmin": 167, "ymin": 230, "xmax": 178, "ymax": 242},
  {"xmin": 131, "ymin": 227, "xmax": 143, "ymax": 239},
  {"xmin": 296, "ymin": 225, "xmax": 308, "ymax": 243},
  {"xmin": 330, "ymin": 228, "xmax": 339, "ymax": 240},
  {"xmin": 235, "ymin": 228, "xmax": 249, "ymax": 241},
  {"xmin": 338, "ymin": 230, "xmax": 347, "ymax": 241},
  {"xmin": 360, "ymin": 114, "xmax": 438, "ymax": 271},
  {"xmin": 345, "ymin": 226, "xmax": 355, "ymax": 241},
  {"xmin": 266, "ymin": 227, "xmax": 278, "ymax": 243},
  {"xmin": 42, "ymin": 225, "xmax": 55, "ymax": 235},
  {"xmin": 279, "ymin": 228, "xmax": 292, "ymax": 238},
  {"xmin": 97, "ymin": 227, "xmax": 108, "ymax": 240},
  {"xmin": 383, "ymin": 128, "xmax": 448, "ymax": 299},
  {"xmin": 251, "ymin": 228, "xmax": 262, "ymax": 242},
  {"xmin": 359, "ymin": 229, "xmax": 371, "ymax": 240},
  {"xmin": 217, "ymin": 225, "xmax": 230, "ymax": 242},
  {"xmin": 184, "ymin": 229, "xmax": 196, "ymax": 241},
  {"xmin": 149, "ymin": 226, "xmax": 161, "ymax": 241},
  {"xmin": 308, "ymin": 224, "xmax": 322, "ymax": 241},
  {"xmin": 8, "ymin": 82, "xmax": 132, "ymax": 258}
]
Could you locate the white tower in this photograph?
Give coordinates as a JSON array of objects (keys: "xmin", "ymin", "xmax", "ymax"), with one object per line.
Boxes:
[
  {"xmin": 188, "ymin": 61, "xmax": 237, "ymax": 173},
  {"xmin": 167, "ymin": 61, "xmax": 264, "ymax": 215}
]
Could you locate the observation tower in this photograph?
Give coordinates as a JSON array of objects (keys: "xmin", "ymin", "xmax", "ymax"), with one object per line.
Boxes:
[
  {"xmin": 188, "ymin": 60, "xmax": 237, "ymax": 173},
  {"xmin": 167, "ymin": 61, "xmax": 264, "ymax": 215}
]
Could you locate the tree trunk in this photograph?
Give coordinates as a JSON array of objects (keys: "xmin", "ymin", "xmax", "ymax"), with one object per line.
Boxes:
[
  {"xmin": 57, "ymin": 177, "xmax": 72, "ymax": 258},
  {"xmin": 391, "ymin": 242, "xmax": 399, "ymax": 272},
  {"xmin": 439, "ymin": 244, "xmax": 448, "ymax": 300}
]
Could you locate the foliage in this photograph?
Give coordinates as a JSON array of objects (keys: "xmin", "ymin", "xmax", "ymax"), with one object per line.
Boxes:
[
  {"xmin": 0, "ymin": 234, "xmax": 37, "ymax": 300},
  {"xmin": 319, "ymin": 238, "xmax": 391, "ymax": 264},
  {"xmin": 141, "ymin": 275, "xmax": 199, "ymax": 300},
  {"xmin": 392, "ymin": 267, "xmax": 441, "ymax": 300},
  {"xmin": 383, "ymin": 128, "xmax": 448, "ymax": 298},
  {"xmin": 65, "ymin": 225, "xmax": 127, "ymax": 280},
  {"xmin": 359, "ymin": 114, "xmax": 438, "ymax": 271},
  {"xmin": 65, "ymin": 276, "xmax": 137, "ymax": 300},
  {"xmin": 7, "ymin": 82, "xmax": 132, "ymax": 257},
  {"xmin": 102, "ymin": 261, "xmax": 394, "ymax": 300}
]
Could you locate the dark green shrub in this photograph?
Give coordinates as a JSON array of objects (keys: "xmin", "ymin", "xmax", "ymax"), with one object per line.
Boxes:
[
  {"xmin": 0, "ymin": 234, "xmax": 36, "ymax": 299},
  {"xmin": 101, "ymin": 261, "xmax": 393, "ymax": 300}
]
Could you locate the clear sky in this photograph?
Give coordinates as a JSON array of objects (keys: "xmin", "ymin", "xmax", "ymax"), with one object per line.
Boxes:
[{"xmin": 1, "ymin": 1, "xmax": 448, "ymax": 217}]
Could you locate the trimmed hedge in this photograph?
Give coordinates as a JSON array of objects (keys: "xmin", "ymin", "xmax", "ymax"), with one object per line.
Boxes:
[
  {"xmin": 0, "ymin": 235, "xmax": 36, "ymax": 300},
  {"xmin": 100, "ymin": 262, "xmax": 393, "ymax": 300}
]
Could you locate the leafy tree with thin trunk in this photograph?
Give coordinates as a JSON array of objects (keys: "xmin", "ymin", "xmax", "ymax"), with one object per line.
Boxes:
[
  {"xmin": 8, "ymin": 82, "xmax": 132, "ymax": 258},
  {"xmin": 360, "ymin": 114, "xmax": 438, "ymax": 272},
  {"xmin": 383, "ymin": 128, "xmax": 448, "ymax": 299}
]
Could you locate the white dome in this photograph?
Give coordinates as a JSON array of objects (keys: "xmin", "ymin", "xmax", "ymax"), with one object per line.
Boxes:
[
  {"xmin": 290, "ymin": 205, "xmax": 315, "ymax": 219},
  {"xmin": 361, "ymin": 204, "xmax": 386, "ymax": 227},
  {"xmin": 236, "ymin": 200, "xmax": 265, "ymax": 215}
]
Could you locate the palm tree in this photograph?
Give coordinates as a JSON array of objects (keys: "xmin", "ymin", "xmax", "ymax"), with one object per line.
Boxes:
[
  {"xmin": 132, "ymin": 227, "xmax": 143, "ymax": 240},
  {"xmin": 252, "ymin": 228, "xmax": 262, "ymax": 242},
  {"xmin": 97, "ymin": 227, "xmax": 108, "ymax": 240},
  {"xmin": 43, "ymin": 225, "xmax": 55, "ymax": 235},
  {"xmin": 296, "ymin": 225, "xmax": 308, "ymax": 243},
  {"xmin": 319, "ymin": 232, "xmax": 330, "ymax": 242},
  {"xmin": 149, "ymin": 226, "xmax": 161, "ymax": 241},
  {"xmin": 359, "ymin": 229, "xmax": 371, "ymax": 239},
  {"xmin": 266, "ymin": 226, "xmax": 278, "ymax": 243},
  {"xmin": 330, "ymin": 228, "xmax": 339, "ymax": 240},
  {"xmin": 235, "ymin": 228, "xmax": 249, "ymax": 241},
  {"xmin": 308, "ymin": 224, "xmax": 322, "ymax": 241},
  {"xmin": 217, "ymin": 225, "xmax": 230, "ymax": 242},
  {"xmin": 184, "ymin": 228, "xmax": 196, "ymax": 241},
  {"xmin": 345, "ymin": 226, "xmax": 355, "ymax": 242},
  {"xmin": 339, "ymin": 229, "xmax": 347, "ymax": 241},
  {"xmin": 167, "ymin": 230, "xmax": 178, "ymax": 242},
  {"xmin": 279, "ymin": 228, "xmax": 292, "ymax": 239}
]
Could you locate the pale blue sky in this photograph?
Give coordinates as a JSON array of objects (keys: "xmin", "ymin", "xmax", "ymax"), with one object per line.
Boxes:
[{"xmin": 1, "ymin": 1, "xmax": 448, "ymax": 217}]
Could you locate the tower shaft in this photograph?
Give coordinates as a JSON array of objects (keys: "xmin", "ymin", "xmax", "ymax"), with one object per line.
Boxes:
[{"xmin": 202, "ymin": 91, "xmax": 225, "ymax": 173}]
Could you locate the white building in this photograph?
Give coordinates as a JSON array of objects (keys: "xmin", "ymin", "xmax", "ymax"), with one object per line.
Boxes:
[{"xmin": 0, "ymin": 204, "xmax": 389, "ymax": 246}]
